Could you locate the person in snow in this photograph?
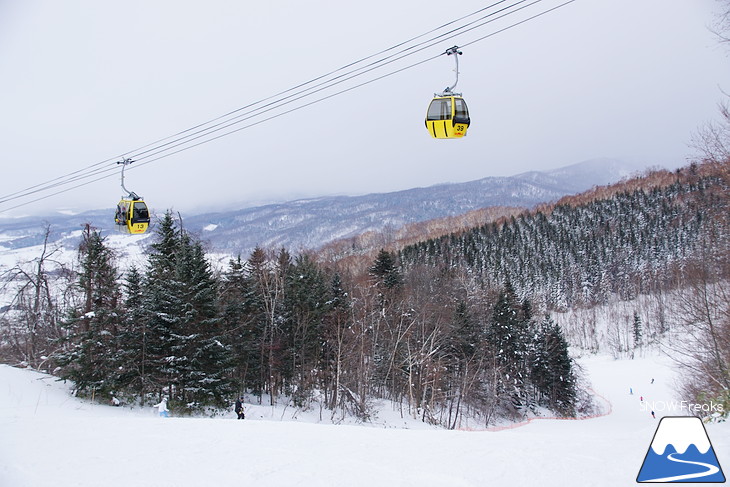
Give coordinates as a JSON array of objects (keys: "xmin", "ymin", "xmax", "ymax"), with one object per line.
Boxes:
[
  {"xmin": 235, "ymin": 396, "xmax": 245, "ymax": 420},
  {"xmin": 153, "ymin": 397, "xmax": 169, "ymax": 417}
]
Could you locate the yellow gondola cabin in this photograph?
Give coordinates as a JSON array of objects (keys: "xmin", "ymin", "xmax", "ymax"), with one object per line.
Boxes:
[
  {"xmin": 115, "ymin": 198, "xmax": 150, "ymax": 235},
  {"xmin": 425, "ymin": 95, "xmax": 470, "ymax": 139}
]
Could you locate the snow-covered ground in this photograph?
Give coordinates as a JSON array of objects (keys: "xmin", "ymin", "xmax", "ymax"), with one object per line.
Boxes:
[{"xmin": 1, "ymin": 353, "xmax": 727, "ymax": 486}]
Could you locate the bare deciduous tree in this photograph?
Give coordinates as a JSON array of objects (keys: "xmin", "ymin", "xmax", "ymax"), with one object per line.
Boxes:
[{"xmin": 0, "ymin": 225, "xmax": 71, "ymax": 368}]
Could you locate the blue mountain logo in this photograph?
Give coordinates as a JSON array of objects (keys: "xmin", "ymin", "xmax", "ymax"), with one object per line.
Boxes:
[{"xmin": 637, "ymin": 416, "xmax": 725, "ymax": 483}]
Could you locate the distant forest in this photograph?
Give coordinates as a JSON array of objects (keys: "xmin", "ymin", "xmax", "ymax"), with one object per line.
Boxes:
[
  {"xmin": 1, "ymin": 160, "xmax": 728, "ymax": 426},
  {"xmin": 400, "ymin": 164, "xmax": 728, "ymax": 309}
]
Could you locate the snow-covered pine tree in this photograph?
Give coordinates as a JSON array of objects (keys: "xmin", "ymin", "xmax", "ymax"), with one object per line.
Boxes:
[
  {"xmin": 488, "ymin": 282, "xmax": 530, "ymax": 406},
  {"xmin": 141, "ymin": 212, "xmax": 234, "ymax": 409},
  {"xmin": 175, "ymin": 234, "xmax": 234, "ymax": 408},
  {"xmin": 452, "ymin": 300, "xmax": 481, "ymax": 361},
  {"xmin": 530, "ymin": 315, "xmax": 576, "ymax": 416},
  {"xmin": 369, "ymin": 249, "xmax": 402, "ymax": 290},
  {"xmin": 57, "ymin": 225, "xmax": 122, "ymax": 398},
  {"xmin": 632, "ymin": 312, "xmax": 643, "ymax": 349},
  {"xmin": 284, "ymin": 254, "xmax": 330, "ymax": 406},
  {"xmin": 323, "ymin": 272, "xmax": 352, "ymax": 412},
  {"xmin": 244, "ymin": 246, "xmax": 271, "ymax": 399},
  {"xmin": 219, "ymin": 255, "xmax": 257, "ymax": 395},
  {"xmin": 115, "ymin": 265, "xmax": 150, "ymax": 395},
  {"xmin": 141, "ymin": 211, "xmax": 186, "ymax": 402}
]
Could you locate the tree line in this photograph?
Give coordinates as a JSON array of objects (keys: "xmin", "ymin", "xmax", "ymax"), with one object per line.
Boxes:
[
  {"xmin": 1, "ymin": 212, "xmax": 578, "ymax": 425},
  {"xmin": 399, "ymin": 167, "xmax": 729, "ymax": 310},
  {"xmin": 5, "ymin": 161, "xmax": 726, "ymax": 423}
]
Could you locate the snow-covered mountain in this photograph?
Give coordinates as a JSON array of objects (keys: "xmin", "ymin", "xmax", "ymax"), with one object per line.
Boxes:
[{"xmin": 0, "ymin": 158, "xmax": 657, "ymax": 256}]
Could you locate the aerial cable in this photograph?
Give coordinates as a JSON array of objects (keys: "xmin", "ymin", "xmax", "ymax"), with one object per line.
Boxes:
[
  {"xmin": 123, "ymin": 0, "xmax": 516, "ymax": 157},
  {"xmin": 1, "ymin": 0, "xmax": 578, "ymax": 212},
  {"xmin": 133, "ymin": 0, "xmax": 578, "ymax": 168},
  {"xmin": 128, "ymin": 0, "xmax": 545, "ymax": 163},
  {"xmin": 0, "ymin": 157, "xmax": 116, "ymax": 204},
  {"xmin": 0, "ymin": 164, "xmax": 120, "ymax": 206},
  {"xmin": 1, "ymin": 0, "xmax": 542, "ymax": 206},
  {"xmin": 460, "ymin": 0, "xmax": 577, "ymax": 49},
  {"xmin": 126, "ymin": 0, "xmax": 537, "ymax": 162},
  {"xmin": 132, "ymin": 54, "xmax": 445, "ymax": 171}
]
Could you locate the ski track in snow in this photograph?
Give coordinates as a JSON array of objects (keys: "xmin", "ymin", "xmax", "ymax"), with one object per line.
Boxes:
[{"xmin": 0, "ymin": 354, "xmax": 727, "ymax": 487}]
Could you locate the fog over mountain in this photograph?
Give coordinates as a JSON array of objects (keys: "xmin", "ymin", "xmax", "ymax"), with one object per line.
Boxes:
[{"xmin": 0, "ymin": 158, "xmax": 666, "ymax": 255}]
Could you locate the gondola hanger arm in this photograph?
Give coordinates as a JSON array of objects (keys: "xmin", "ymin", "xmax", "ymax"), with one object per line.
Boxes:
[
  {"xmin": 117, "ymin": 158, "xmax": 141, "ymax": 200},
  {"xmin": 440, "ymin": 46, "xmax": 463, "ymax": 96}
]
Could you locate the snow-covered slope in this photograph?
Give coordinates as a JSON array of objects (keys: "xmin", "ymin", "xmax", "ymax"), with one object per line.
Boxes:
[{"xmin": 1, "ymin": 354, "xmax": 726, "ymax": 487}]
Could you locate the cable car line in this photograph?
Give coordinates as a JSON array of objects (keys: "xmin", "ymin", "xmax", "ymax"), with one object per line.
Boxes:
[
  {"xmin": 126, "ymin": 0, "xmax": 546, "ymax": 162},
  {"xmin": 122, "ymin": 0, "xmax": 517, "ymax": 160},
  {"xmin": 1, "ymin": 0, "xmax": 578, "ymax": 213},
  {"xmin": 3, "ymin": 0, "xmax": 544, "ymax": 203},
  {"xmin": 3, "ymin": 0, "xmax": 522, "ymax": 208},
  {"xmin": 424, "ymin": 0, "xmax": 576, "ymax": 139},
  {"xmin": 460, "ymin": 0, "xmax": 577, "ymax": 49},
  {"xmin": 130, "ymin": 53, "xmax": 444, "ymax": 173},
  {"xmin": 1, "ymin": 0, "xmax": 547, "ymax": 207},
  {"xmin": 123, "ymin": 0, "xmax": 538, "ymax": 163}
]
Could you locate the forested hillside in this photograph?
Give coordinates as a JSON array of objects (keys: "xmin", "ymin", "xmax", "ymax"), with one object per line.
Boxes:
[
  {"xmin": 1, "ymin": 161, "xmax": 727, "ymax": 427},
  {"xmin": 400, "ymin": 162, "xmax": 729, "ymax": 309}
]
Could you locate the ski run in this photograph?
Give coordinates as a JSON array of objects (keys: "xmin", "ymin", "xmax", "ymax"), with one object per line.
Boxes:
[{"xmin": 1, "ymin": 352, "xmax": 727, "ymax": 487}]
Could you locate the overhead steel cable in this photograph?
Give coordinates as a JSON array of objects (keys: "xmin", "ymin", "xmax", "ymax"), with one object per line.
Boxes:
[
  {"xmin": 460, "ymin": 0, "xmax": 577, "ymax": 48},
  {"xmin": 1, "ymin": 0, "xmax": 578, "ymax": 213},
  {"xmin": 127, "ymin": 0, "xmax": 546, "ymax": 164},
  {"xmin": 1, "ymin": 0, "xmax": 519, "ymax": 208},
  {"xmin": 123, "ymin": 0, "xmax": 516, "ymax": 156},
  {"xmin": 2, "ymin": 0, "xmax": 543, "ymax": 207},
  {"xmin": 125, "ymin": 0, "xmax": 537, "ymax": 162},
  {"xmin": 0, "ymin": 157, "xmax": 117, "ymax": 204}
]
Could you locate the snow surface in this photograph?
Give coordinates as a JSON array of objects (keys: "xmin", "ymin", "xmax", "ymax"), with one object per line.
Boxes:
[{"xmin": 1, "ymin": 354, "xmax": 727, "ymax": 487}]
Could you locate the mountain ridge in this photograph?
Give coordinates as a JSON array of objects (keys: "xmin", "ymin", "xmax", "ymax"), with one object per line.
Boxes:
[{"xmin": 0, "ymin": 158, "xmax": 660, "ymax": 255}]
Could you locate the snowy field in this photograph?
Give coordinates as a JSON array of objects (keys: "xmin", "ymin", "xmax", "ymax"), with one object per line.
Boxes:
[{"xmin": 1, "ymin": 354, "xmax": 727, "ymax": 487}]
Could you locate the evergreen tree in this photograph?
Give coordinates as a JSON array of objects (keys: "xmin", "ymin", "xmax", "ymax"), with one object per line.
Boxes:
[
  {"xmin": 633, "ymin": 311, "xmax": 643, "ymax": 349},
  {"xmin": 246, "ymin": 246, "xmax": 272, "ymax": 398},
  {"xmin": 285, "ymin": 253, "xmax": 330, "ymax": 404},
  {"xmin": 488, "ymin": 282, "xmax": 530, "ymax": 402},
  {"xmin": 531, "ymin": 315, "xmax": 576, "ymax": 416},
  {"xmin": 115, "ymin": 265, "xmax": 149, "ymax": 394},
  {"xmin": 323, "ymin": 272, "xmax": 352, "ymax": 411},
  {"xmin": 219, "ymin": 256, "xmax": 257, "ymax": 394},
  {"xmin": 142, "ymin": 212, "xmax": 186, "ymax": 401},
  {"xmin": 57, "ymin": 226, "xmax": 122, "ymax": 397},
  {"xmin": 369, "ymin": 249, "xmax": 402, "ymax": 290},
  {"xmin": 452, "ymin": 300, "xmax": 481, "ymax": 361},
  {"xmin": 176, "ymin": 236, "xmax": 233, "ymax": 407},
  {"xmin": 140, "ymin": 211, "xmax": 235, "ymax": 408}
]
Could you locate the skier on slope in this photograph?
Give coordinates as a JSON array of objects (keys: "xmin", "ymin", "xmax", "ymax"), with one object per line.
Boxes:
[
  {"xmin": 153, "ymin": 397, "xmax": 170, "ymax": 418},
  {"xmin": 235, "ymin": 396, "xmax": 245, "ymax": 420}
]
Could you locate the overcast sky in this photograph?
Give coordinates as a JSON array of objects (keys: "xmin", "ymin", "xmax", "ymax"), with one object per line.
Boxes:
[{"xmin": 0, "ymin": 0, "xmax": 727, "ymax": 217}]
